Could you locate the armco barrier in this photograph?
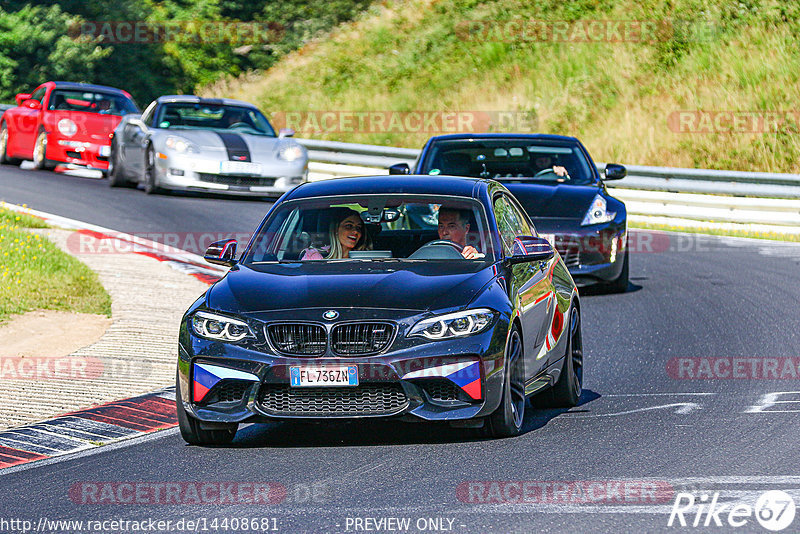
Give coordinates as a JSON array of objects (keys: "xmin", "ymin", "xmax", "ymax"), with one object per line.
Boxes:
[{"xmin": 297, "ymin": 138, "xmax": 800, "ymax": 230}]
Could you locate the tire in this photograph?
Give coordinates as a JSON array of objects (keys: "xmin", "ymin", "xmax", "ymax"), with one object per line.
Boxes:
[
  {"xmin": 605, "ymin": 247, "xmax": 629, "ymax": 293},
  {"xmin": 32, "ymin": 131, "xmax": 55, "ymax": 171},
  {"xmin": 540, "ymin": 304, "xmax": 583, "ymax": 408},
  {"xmin": 0, "ymin": 122, "xmax": 21, "ymax": 165},
  {"xmin": 107, "ymin": 143, "xmax": 133, "ymax": 187},
  {"xmin": 486, "ymin": 325, "xmax": 526, "ymax": 438},
  {"xmin": 176, "ymin": 371, "xmax": 238, "ymax": 446},
  {"xmin": 143, "ymin": 145, "xmax": 162, "ymax": 194}
]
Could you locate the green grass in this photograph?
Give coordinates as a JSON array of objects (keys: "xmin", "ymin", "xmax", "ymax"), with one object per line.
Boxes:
[
  {"xmin": 0, "ymin": 207, "xmax": 111, "ymax": 324},
  {"xmin": 629, "ymin": 221, "xmax": 800, "ymax": 242},
  {"xmin": 204, "ymin": 0, "xmax": 800, "ymax": 173}
]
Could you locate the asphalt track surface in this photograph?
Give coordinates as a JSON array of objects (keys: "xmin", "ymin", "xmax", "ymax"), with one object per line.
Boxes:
[{"xmin": 2, "ymin": 165, "xmax": 800, "ymax": 533}]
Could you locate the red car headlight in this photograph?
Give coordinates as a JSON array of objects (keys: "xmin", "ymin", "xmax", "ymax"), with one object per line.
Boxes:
[{"xmin": 57, "ymin": 119, "xmax": 78, "ymax": 137}]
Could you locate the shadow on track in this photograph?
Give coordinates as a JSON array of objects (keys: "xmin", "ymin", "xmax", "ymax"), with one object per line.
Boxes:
[
  {"xmin": 216, "ymin": 389, "xmax": 602, "ymax": 449},
  {"xmin": 579, "ymin": 281, "xmax": 643, "ymax": 296}
]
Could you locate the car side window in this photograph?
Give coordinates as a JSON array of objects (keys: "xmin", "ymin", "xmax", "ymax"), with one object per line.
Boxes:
[
  {"xmin": 30, "ymin": 87, "xmax": 46, "ymax": 103},
  {"xmin": 141, "ymin": 102, "xmax": 156, "ymax": 126},
  {"xmin": 493, "ymin": 195, "xmax": 522, "ymax": 254},
  {"xmin": 506, "ymin": 195, "xmax": 533, "ymax": 236}
]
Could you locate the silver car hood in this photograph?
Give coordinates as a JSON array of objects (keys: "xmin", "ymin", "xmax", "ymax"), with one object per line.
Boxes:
[{"xmin": 158, "ymin": 129, "xmax": 299, "ymax": 155}]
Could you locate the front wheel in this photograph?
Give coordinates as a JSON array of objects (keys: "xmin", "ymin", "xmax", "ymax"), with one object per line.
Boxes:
[
  {"xmin": 32, "ymin": 131, "xmax": 55, "ymax": 171},
  {"xmin": 605, "ymin": 247, "xmax": 629, "ymax": 293},
  {"xmin": 143, "ymin": 146, "xmax": 162, "ymax": 194},
  {"xmin": 176, "ymin": 372, "xmax": 238, "ymax": 446},
  {"xmin": 539, "ymin": 304, "xmax": 583, "ymax": 408},
  {"xmin": 0, "ymin": 122, "xmax": 21, "ymax": 165},
  {"xmin": 107, "ymin": 143, "xmax": 133, "ymax": 187},
  {"xmin": 486, "ymin": 326, "xmax": 526, "ymax": 438}
]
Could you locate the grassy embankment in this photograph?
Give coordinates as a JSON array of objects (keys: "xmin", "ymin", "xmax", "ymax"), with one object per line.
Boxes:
[
  {"xmin": 205, "ymin": 0, "xmax": 800, "ymax": 173},
  {"xmin": 0, "ymin": 206, "xmax": 110, "ymax": 324}
]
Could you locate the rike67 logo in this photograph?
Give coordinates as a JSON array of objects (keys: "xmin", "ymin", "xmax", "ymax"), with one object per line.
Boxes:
[{"xmin": 668, "ymin": 490, "xmax": 796, "ymax": 531}]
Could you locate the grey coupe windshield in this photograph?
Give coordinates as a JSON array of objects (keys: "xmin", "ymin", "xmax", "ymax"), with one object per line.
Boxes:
[
  {"xmin": 155, "ymin": 103, "xmax": 276, "ymax": 136},
  {"xmin": 419, "ymin": 139, "xmax": 595, "ymax": 185},
  {"xmin": 244, "ymin": 195, "xmax": 496, "ymax": 263}
]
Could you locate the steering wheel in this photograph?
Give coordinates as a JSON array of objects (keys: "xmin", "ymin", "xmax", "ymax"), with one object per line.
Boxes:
[
  {"xmin": 408, "ymin": 239, "xmax": 464, "ymax": 260},
  {"xmin": 228, "ymin": 122, "xmax": 250, "ymax": 129},
  {"xmin": 533, "ymin": 167, "xmax": 570, "ymax": 180},
  {"xmin": 534, "ymin": 168, "xmax": 559, "ymax": 178}
]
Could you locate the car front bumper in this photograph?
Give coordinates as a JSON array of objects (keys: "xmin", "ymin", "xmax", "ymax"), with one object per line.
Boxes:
[
  {"xmin": 533, "ymin": 217, "xmax": 627, "ymax": 286},
  {"xmin": 177, "ymin": 308, "xmax": 509, "ymax": 424},
  {"xmin": 154, "ymin": 151, "xmax": 308, "ymax": 196},
  {"xmin": 50, "ymin": 137, "xmax": 111, "ymax": 171}
]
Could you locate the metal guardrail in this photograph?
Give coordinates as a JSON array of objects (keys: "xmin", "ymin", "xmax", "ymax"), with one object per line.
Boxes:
[{"xmin": 297, "ymin": 138, "xmax": 800, "ymax": 230}]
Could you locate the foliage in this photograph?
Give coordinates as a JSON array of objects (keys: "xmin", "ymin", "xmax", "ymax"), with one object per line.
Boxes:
[
  {"xmin": 0, "ymin": 5, "xmax": 109, "ymax": 102},
  {"xmin": 0, "ymin": 0, "xmax": 376, "ymax": 105}
]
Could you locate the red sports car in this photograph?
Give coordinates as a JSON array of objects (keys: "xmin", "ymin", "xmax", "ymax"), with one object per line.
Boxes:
[{"xmin": 0, "ymin": 81, "xmax": 139, "ymax": 174}]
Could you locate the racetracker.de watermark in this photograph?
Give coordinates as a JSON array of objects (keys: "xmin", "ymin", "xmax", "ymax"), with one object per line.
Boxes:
[
  {"xmin": 668, "ymin": 111, "xmax": 800, "ymax": 134},
  {"xmin": 65, "ymin": 231, "xmax": 254, "ymax": 257},
  {"xmin": 667, "ymin": 358, "xmax": 800, "ymax": 380},
  {"xmin": 456, "ymin": 480, "xmax": 675, "ymax": 504},
  {"xmin": 64, "ymin": 230, "xmax": 718, "ymax": 257},
  {"xmin": 455, "ymin": 19, "xmax": 717, "ymax": 43},
  {"xmin": 0, "ymin": 357, "xmax": 151, "ymax": 381},
  {"xmin": 69, "ymin": 21, "xmax": 286, "ymax": 44},
  {"xmin": 270, "ymin": 111, "xmax": 538, "ymax": 135},
  {"xmin": 69, "ymin": 482, "xmax": 287, "ymax": 505}
]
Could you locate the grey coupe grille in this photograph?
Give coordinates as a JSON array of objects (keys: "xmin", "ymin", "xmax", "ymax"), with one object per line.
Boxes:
[
  {"xmin": 197, "ymin": 173, "xmax": 276, "ymax": 187},
  {"xmin": 258, "ymin": 383, "xmax": 408, "ymax": 416},
  {"xmin": 330, "ymin": 323, "xmax": 395, "ymax": 355},
  {"xmin": 267, "ymin": 323, "xmax": 326, "ymax": 355}
]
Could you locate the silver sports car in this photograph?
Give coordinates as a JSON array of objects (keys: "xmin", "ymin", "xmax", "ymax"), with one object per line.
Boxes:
[{"xmin": 108, "ymin": 95, "xmax": 308, "ymax": 197}]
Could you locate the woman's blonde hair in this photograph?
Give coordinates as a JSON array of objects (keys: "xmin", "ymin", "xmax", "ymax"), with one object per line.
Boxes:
[{"xmin": 325, "ymin": 207, "xmax": 372, "ymax": 259}]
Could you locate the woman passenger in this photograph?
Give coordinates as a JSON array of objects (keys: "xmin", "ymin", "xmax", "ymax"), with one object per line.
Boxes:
[{"xmin": 300, "ymin": 207, "xmax": 372, "ymax": 259}]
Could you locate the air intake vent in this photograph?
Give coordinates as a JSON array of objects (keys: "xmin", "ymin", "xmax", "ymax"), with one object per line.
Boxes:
[
  {"xmin": 330, "ymin": 323, "xmax": 395, "ymax": 355},
  {"xmin": 267, "ymin": 323, "xmax": 326, "ymax": 355}
]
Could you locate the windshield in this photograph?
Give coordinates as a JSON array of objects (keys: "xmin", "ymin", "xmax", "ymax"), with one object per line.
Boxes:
[
  {"xmin": 244, "ymin": 194, "xmax": 495, "ymax": 264},
  {"xmin": 155, "ymin": 103, "xmax": 276, "ymax": 136},
  {"xmin": 47, "ymin": 90, "xmax": 138, "ymax": 116},
  {"xmin": 419, "ymin": 139, "xmax": 596, "ymax": 185}
]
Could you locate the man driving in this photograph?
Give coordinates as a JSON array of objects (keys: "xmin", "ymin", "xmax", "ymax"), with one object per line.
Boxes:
[
  {"xmin": 437, "ymin": 207, "xmax": 483, "ymax": 259},
  {"xmin": 533, "ymin": 154, "xmax": 568, "ymax": 179}
]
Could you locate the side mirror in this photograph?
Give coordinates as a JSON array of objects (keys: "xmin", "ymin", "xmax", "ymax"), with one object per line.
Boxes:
[
  {"xmin": 23, "ymin": 99, "xmax": 41, "ymax": 110},
  {"xmin": 506, "ymin": 236, "xmax": 554, "ymax": 265},
  {"xmin": 604, "ymin": 163, "xmax": 626, "ymax": 181},
  {"xmin": 278, "ymin": 128, "xmax": 295, "ymax": 138},
  {"xmin": 15, "ymin": 93, "xmax": 31, "ymax": 106},
  {"xmin": 204, "ymin": 239, "xmax": 238, "ymax": 267},
  {"xmin": 388, "ymin": 163, "xmax": 410, "ymax": 175}
]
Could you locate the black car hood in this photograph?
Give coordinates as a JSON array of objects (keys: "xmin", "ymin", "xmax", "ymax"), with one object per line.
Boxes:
[
  {"xmin": 206, "ymin": 261, "xmax": 496, "ymax": 314},
  {"xmin": 504, "ymin": 183, "xmax": 600, "ymax": 219}
]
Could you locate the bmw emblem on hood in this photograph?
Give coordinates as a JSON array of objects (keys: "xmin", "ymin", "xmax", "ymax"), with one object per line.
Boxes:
[{"xmin": 323, "ymin": 310, "xmax": 339, "ymax": 321}]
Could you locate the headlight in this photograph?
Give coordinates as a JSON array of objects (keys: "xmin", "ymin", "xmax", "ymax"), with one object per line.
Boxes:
[
  {"xmin": 57, "ymin": 119, "xmax": 77, "ymax": 137},
  {"xmin": 165, "ymin": 136, "xmax": 195, "ymax": 153},
  {"xmin": 278, "ymin": 145, "xmax": 304, "ymax": 162},
  {"xmin": 191, "ymin": 311, "xmax": 254, "ymax": 342},
  {"xmin": 581, "ymin": 194, "xmax": 616, "ymax": 226},
  {"xmin": 408, "ymin": 308, "xmax": 496, "ymax": 340}
]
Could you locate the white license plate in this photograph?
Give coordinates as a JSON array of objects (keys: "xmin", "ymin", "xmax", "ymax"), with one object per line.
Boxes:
[
  {"xmin": 99, "ymin": 145, "xmax": 111, "ymax": 157},
  {"xmin": 220, "ymin": 160, "xmax": 262, "ymax": 175},
  {"xmin": 290, "ymin": 365, "xmax": 358, "ymax": 387}
]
